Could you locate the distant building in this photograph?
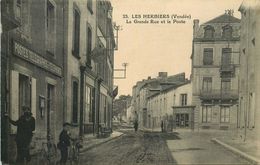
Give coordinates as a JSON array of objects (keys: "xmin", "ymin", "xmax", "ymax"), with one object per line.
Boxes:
[
  {"xmin": 238, "ymin": 0, "xmax": 260, "ymax": 140},
  {"xmin": 191, "ymin": 12, "xmax": 241, "ymax": 130},
  {"xmin": 147, "ymin": 81, "xmax": 194, "ymax": 131},
  {"xmin": 131, "ymin": 72, "xmax": 187, "ymax": 128},
  {"xmin": 126, "ymin": 104, "xmax": 134, "ymax": 123}
]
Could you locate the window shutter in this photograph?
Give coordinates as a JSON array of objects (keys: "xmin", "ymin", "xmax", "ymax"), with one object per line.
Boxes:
[
  {"xmin": 11, "ymin": 70, "xmax": 19, "ymax": 133},
  {"xmin": 31, "ymin": 77, "xmax": 36, "ymax": 119}
]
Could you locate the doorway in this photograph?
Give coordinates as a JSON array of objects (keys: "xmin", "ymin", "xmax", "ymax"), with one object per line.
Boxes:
[
  {"xmin": 47, "ymin": 84, "xmax": 55, "ymax": 141},
  {"xmin": 176, "ymin": 114, "xmax": 189, "ymax": 128}
]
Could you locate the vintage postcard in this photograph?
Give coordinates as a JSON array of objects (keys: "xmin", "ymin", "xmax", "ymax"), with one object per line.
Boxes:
[{"xmin": 1, "ymin": 0, "xmax": 259, "ymax": 164}]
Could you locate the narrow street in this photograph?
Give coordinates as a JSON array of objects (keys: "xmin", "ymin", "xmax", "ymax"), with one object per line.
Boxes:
[
  {"xmin": 79, "ymin": 129, "xmax": 251, "ymax": 165},
  {"xmin": 79, "ymin": 129, "xmax": 177, "ymax": 165}
]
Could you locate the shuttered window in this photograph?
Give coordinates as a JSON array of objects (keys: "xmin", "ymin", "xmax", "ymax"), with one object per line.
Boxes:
[{"xmin": 203, "ymin": 48, "xmax": 213, "ymax": 65}]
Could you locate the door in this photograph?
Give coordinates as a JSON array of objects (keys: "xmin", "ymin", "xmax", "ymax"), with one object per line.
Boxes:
[
  {"xmin": 180, "ymin": 114, "xmax": 185, "ymax": 127},
  {"xmin": 47, "ymin": 84, "xmax": 55, "ymax": 141},
  {"xmin": 176, "ymin": 114, "xmax": 190, "ymax": 128}
]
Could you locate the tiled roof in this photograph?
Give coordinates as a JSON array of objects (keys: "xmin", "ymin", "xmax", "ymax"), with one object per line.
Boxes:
[{"xmin": 204, "ymin": 14, "xmax": 240, "ymax": 24}]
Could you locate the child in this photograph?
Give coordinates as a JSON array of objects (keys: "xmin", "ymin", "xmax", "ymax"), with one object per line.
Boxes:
[{"xmin": 58, "ymin": 123, "xmax": 71, "ymax": 165}]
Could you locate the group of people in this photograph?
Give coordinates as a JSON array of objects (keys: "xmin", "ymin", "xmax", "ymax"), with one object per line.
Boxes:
[{"xmin": 5, "ymin": 107, "xmax": 75, "ymax": 165}]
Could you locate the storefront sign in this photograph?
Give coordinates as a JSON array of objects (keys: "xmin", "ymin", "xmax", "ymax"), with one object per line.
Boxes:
[{"xmin": 13, "ymin": 41, "xmax": 62, "ymax": 76}]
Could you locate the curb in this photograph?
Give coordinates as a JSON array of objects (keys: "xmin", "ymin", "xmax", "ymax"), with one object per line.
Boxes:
[
  {"xmin": 211, "ymin": 138, "xmax": 260, "ymax": 165},
  {"xmin": 79, "ymin": 133, "xmax": 124, "ymax": 153}
]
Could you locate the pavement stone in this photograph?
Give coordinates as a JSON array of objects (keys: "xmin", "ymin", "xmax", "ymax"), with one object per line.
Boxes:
[
  {"xmin": 80, "ymin": 131, "xmax": 124, "ymax": 153},
  {"xmin": 3, "ymin": 131, "xmax": 123, "ymax": 165},
  {"xmin": 212, "ymin": 138, "xmax": 260, "ymax": 165},
  {"xmin": 166, "ymin": 129, "xmax": 251, "ymax": 164}
]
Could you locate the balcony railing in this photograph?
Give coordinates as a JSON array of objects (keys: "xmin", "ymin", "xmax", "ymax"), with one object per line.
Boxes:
[
  {"xmin": 1, "ymin": 0, "xmax": 21, "ymax": 31},
  {"xmin": 220, "ymin": 64, "xmax": 235, "ymax": 73},
  {"xmin": 200, "ymin": 89, "xmax": 238, "ymax": 100}
]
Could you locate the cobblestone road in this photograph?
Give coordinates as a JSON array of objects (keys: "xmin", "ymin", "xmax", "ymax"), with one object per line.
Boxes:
[{"xmin": 79, "ymin": 130, "xmax": 177, "ymax": 165}]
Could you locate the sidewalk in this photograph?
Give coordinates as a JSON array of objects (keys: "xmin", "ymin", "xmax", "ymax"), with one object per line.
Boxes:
[
  {"xmin": 80, "ymin": 131, "xmax": 124, "ymax": 153},
  {"xmin": 212, "ymin": 130, "xmax": 260, "ymax": 165},
  {"xmin": 4, "ymin": 131, "xmax": 123, "ymax": 165}
]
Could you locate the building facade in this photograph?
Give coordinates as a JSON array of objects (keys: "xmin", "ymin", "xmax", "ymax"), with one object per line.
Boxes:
[
  {"xmin": 147, "ymin": 82, "xmax": 194, "ymax": 131},
  {"xmin": 1, "ymin": 0, "xmax": 65, "ymax": 162},
  {"xmin": 191, "ymin": 12, "xmax": 241, "ymax": 130},
  {"xmin": 238, "ymin": 0, "xmax": 260, "ymax": 141},
  {"xmin": 63, "ymin": 0, "xmax": 115, "ymax": 136},
  {"xmin": 131, "ymin": 72, "xmax": 187, "ymax": 129},
  {"xmin": 1, "ymin": 0, "xmax": 116, "ymax": 163}
]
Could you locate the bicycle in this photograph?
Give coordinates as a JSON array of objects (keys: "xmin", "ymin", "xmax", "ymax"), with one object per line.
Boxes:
[
  {"xmin": 38, "ymin": 141, "xmax": 59, "ymax": 165},
  {"xmin": 68, "ymin": 138, "xmax": 82, "ymax": 165}
]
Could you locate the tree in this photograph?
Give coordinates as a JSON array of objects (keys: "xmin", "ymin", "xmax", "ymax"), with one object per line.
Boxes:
[{"xmin": 113, "ymin": 95, "xmax": 132, "ymax": 119}]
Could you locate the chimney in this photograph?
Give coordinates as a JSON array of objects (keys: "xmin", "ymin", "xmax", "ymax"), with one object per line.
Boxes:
[
  {"xmin": 193, "ymin": 19, "xmax": 199, "ymax": 38},
  {"xmin": 158, "ymin": 72, "xmax": 168, "ymax": 79},
  {"xmin": 148, "ymin": 76, "xmax": 151, "ymax": 80}
]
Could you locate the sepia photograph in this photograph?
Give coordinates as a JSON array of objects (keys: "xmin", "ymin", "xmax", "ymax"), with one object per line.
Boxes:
[{"xmin": 1, "ymin": 0, "xmax": 260, "ymax": 164}]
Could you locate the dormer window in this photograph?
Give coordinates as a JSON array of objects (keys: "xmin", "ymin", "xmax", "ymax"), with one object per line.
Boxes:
[
  {"xmin": 222, "ymin": 25, "xmax": 233, "ymax": 39},
  {"xmin": 204, "ymin": 25, "xmax": 215, "ymax": 39}
]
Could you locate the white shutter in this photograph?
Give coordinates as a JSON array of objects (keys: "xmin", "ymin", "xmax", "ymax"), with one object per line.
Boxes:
[
  {"xmin": 10, "ymin": 70, "xmax": 19, "ymax": 133},
  {"xmin": 31, "ymin": 77, "xmax": 36, "ymax": 119}
]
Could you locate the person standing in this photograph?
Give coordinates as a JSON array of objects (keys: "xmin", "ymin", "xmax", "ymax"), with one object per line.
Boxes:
[
  {"xmin": 58, "ymin": 123, "xmax": 71, "ymax": 165},
  {"xmin": 5, "ymin": 106, "xmax": 35, "ymax": 164},
  {"xmin": 161, "ymin": 120, "xmax": 164, "ymax": 133}
]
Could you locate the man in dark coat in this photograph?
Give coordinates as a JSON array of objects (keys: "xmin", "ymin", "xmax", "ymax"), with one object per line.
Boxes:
[
  {"xmin": 161, "ymin": 120, "xmax": 164, "ymax": 133},
  {"xmin": 6, "ymin": 106, "xmax": 35, "ymax": 164},
  {"xmin": 58, "ymin": 123, "xmax": 71, "ymax": 165}
]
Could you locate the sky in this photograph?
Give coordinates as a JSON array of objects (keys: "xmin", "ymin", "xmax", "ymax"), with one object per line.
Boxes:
[{"xmin": 110, "ymin": 0, "xmax": 243, "ymax": 97}]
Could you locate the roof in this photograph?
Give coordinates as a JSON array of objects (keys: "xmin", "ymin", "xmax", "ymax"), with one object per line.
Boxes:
[
  {"xmin": 161, "ymin": 80, "xmax": 191, "ymax": 93},
  {"xmin": 204, "ymin": 14, "xmax": 240, "ymax": 24},
  {"xmin": 147, "ymin": 81, "xmax": 191, "ymax": 99}
]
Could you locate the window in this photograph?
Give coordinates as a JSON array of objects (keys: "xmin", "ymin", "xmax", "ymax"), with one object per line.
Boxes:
[
  {"xmin": 72, "ymin": 81, "xmax": 78, "ymax": 123},
  {"xmin": 16, "ymin": 0, "xmax": 21, "ymax": 19},
  {"xmin": 185, "ymin": 114, "xmax": 189, "ymax": 127},
  {"xmin": 87, "ymin": 0, "xmax": 93, "ymax": 14},
  {"xmin": 73, "ymin": 8, "xmax": 80, "ymax": 57},
  {"xmin": 47, "ymin": 84, "xmax": 55, "ymax": 138},
  {"xmin": 202, "ymin": 106, "xmax": 212, "ymax": 123},
  {"xmin": 222, "ymin": 25, "xmax": 233, "ymax": 39},
  {"xmin": 203, "ymin": 48, "xmax": 213, "ymax": 65},
  {"xmin": 87, "ymin": 27, "xmax": 92, "ymax": 66},
  {"xmin": 202, "ymin": 77, "xmax": 212, "ymax": 92},
  {"xmin": 222, "ymin": 78, "xmax": 231, "ymax": 90},
  {"xmin": 176, "ymin": 114, "xmax": 180, "ymax": 127},
  {"xmin": 47, "ymin": 1, "xmax": 55, "ymax": 54},
  {"xmin": 85, "ymin": 86, "xmax": 92, "ymax": 123},
  {"xmin": 18, "ymin": 0, "xmax": 31, "ymax": 38},
  {"xmin": 19, "ymin": 74, "xmax": 31, "ymax": 116},
  {"xmin": 204, "ymin": 25, "xmax": 215, "ymax": 39},
  {"xmin": 180, "ymin": 94, "xmax": 187, "ymax": 106},
  {"xmin": 222, "ymin": 48, "xmax": 232, "ymax": 65},
  {"xmin": 220, "ymin": 106, "xmax": 230, "ymax": 123},
  {"xmin": 104, "ymin": 96, "xmax": 107, "ymax": 124}
]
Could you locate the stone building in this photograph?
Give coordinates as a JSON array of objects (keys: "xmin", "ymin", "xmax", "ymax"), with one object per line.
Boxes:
[
  {"xmin": 1, "ymin": 0, "xmax": 65, "ymax": 162},
  {"xmin": 191, "ymin": 12, "xmax": 241, "ymax": 130},
  {"xmin": 147, "ymin": 81, "xmax": 194, "ymax": 130},
  {"xmin": 1, "ymin": 0, "xmax": 116, "ymax": 163},
  {"xmin": 62, "ymin": 0, "xmax": 115, "ymax": 136},
  {"xmin": 238, "ymin": 0, "xmax": 260, "ymax": 141},
  {"xmin": 131, "ymin": 72, "xmax": 187, "ymax": 129}
]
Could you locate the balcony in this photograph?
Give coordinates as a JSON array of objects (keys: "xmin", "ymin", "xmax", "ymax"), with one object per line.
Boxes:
[
  {"xmin": 220, "ymin": 64, "xmax": 235, "ymax": 72},
  {"xmin": 200, "ymin": 89, "xmax": 238, "ymax": 100},
  {"xmin": 1, "ymin": 0, "xmax": 21, "ymax": 31}
]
